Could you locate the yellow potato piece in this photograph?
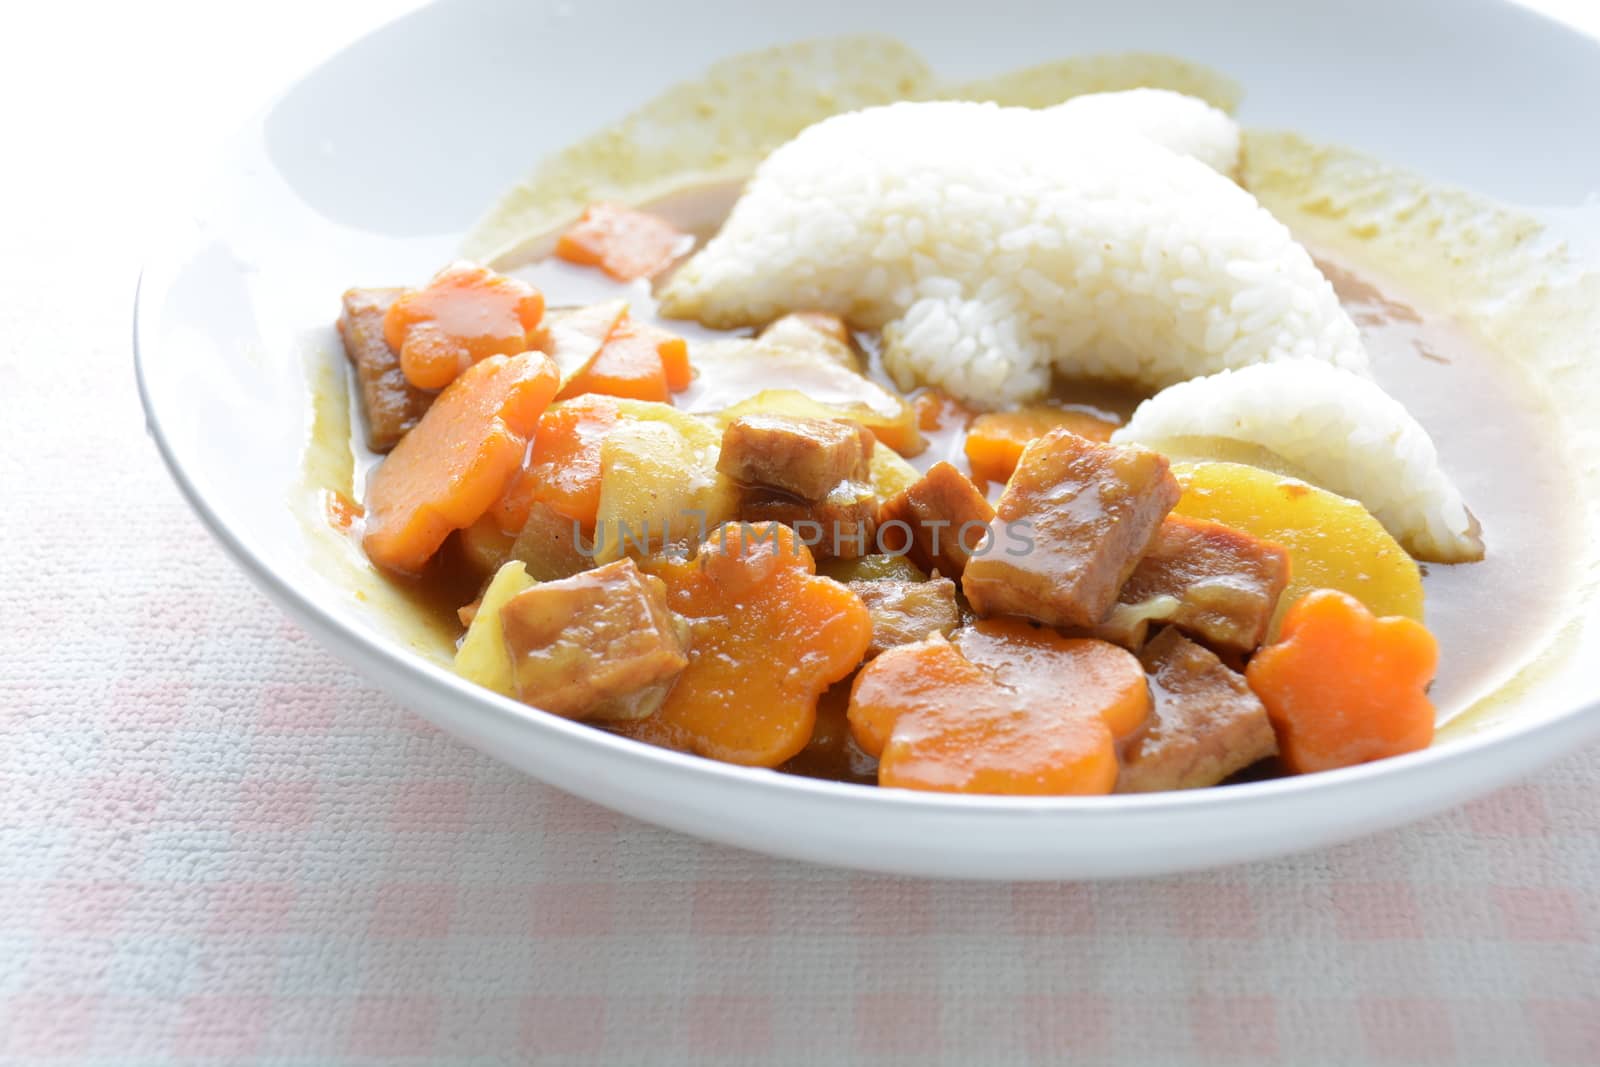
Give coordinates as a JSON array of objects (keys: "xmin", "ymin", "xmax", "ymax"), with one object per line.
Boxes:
[
  {"xmin": 594, "ymin": 402, "xmax": 738, "ymax": 563},
  {"xmin": 868, "ymin": 444, "xmax": 922, "ymax": 501},
  {"xmin": 454, "ymin": 560, "xmax": 533, "ymax": 697},
  {"xmin": 1171, "ymin": 461, "xmax": 1423, "ymax": 638}
]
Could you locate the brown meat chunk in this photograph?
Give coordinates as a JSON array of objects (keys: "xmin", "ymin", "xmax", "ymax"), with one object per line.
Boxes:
[
  {"xmin": 878, "ymin": 462, "xmax": 995, "ymax": 578},
  {"xmin": 718, "ymin": 414, "xmax": 875, "ymax": 501},
  {"xmin": 962, "ymin": 431, "xmax": 1179, "ymax": 629},
  {"xmin": 739, "ymin": 480, "xmax": 879, "ymax": 560},
  {"xmin": 337, "ymin": 288, "xmax": 434, "ymax": 452},
  {"xmin": 1117, "ymin": 628, "xmax": 1277, "ymax": 792},
  {"xmin": 500, "ymin": 558, "xmax": 690, "ymax": 721},
  {"xmin": 509, "ymin": 499, "xmax": 594, "ymax": 582},
  {"xmin": 1098, "ymin": 515, "xmax": 1290, "ymax": 652},
  {"xmin": 849, "ymin": 578, "xmax": 961, "ymax": 657}
]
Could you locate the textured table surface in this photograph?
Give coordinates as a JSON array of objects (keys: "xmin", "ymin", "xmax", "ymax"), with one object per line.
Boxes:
[{"xmin": 4, "ymin": 1, "xmax": 1599, "ymax": 1063}]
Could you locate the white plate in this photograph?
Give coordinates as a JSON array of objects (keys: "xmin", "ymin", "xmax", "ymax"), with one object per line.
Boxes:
[{"xmin": 135, "ymin": 0, "xmax": 1600, "ymax": 879}]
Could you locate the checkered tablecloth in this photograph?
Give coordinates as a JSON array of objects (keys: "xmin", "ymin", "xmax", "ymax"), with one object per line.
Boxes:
[{"xmin": 5, "ymin": 2, "xmax": 1599, "ymax": 1064}]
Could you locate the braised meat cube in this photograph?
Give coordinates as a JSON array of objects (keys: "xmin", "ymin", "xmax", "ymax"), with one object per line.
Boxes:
[
  {"xmin": 1117, "ymin": 628, "xmax": 1277, "ymax": 792},
  {"xmin": 1099, "ymin": 515, "xmax": 1291, "ymax": 652},
  {"xmin": 739, "ymin": 480, "xmax": 879, "ymax": 560},
  {"xmin": 878, "ymin": 462, "xmax": 995, "ymax": 578},
  {"xmin": 848, "ymin": 577, "xmax": 961, "ymax": 657},
  {"xmin": 337, "ymin": 288, "xmax": 434, "ymax": 452},
  {"xmin": 718, "ymin": 414, "xmax": 875, "ymax": 501},
  {"xmin": 962, "ymin": 430, "xmax": 1179, "ymax": 629},
  {"xmin": 499, "ymin": 558, "xmax": 690, "ymax": 721},
  {"xmin": 509, "ymin": 499, "xmax": 594, "ymax": 582}
]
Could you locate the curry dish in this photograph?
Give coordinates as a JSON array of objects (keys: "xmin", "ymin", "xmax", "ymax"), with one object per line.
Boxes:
[{"xmin": 320, "ymin": 76, "xmax": 1570, "ymax": 797}]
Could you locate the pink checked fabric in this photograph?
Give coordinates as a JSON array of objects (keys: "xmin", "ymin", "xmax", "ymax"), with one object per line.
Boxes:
[
  {"xmin": 6, "ymin": 3, "xmax": 1600, "ymax": 1063},
  {"xmin": 8, "ymin": 287, "xmax": 1600, "ymax": 1067}
]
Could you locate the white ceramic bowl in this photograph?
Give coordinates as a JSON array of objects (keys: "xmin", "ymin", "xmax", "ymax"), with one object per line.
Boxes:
[{"xmin": 135, "ymin": 0, "xmax": 1600, "ymax": 879}]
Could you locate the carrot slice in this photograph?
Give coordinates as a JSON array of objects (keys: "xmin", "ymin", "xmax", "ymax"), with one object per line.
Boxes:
[
  {"xmin": 557, "ymin": 321, "xmax": 692, "ymax": 403},
  {"xmin": 964, "ymin": 408, "xmax": 1119, "ymax": 487},
  {"xmin": 847, "ymin": 629, "xmax": 1144, "ymax": 795},
  {"xmin": 362, "ymin": 353, "xmax": 559, "ymax": 575},
  {"xmin": 555, "ymin": 203, "xmax": 689, "ymax": 282},
  {"xmin": 912, "ymin": 388, "xmax": 974, "ymax": 434},
  {"xmin": 618, "ymin": 523, "xmax": 872, "ymax": 767},
  {"xmin": 1245, "ymin": 589, "xmax": 1438, "ymax": 774},
  {"xmin": 496, "ymin": 394, "xmax": 625, "ymax": 536},
  {"xmin": 383, "ymin": 262, "xmax": 545, "ymax": 391},
  {"xmin": 657, "ymin": 329, "xmax": 693, "ymax": 393}
]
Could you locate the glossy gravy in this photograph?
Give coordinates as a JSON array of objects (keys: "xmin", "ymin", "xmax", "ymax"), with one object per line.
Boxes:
[{"xmin": 360, "ymin": 183, "xmax": 1577, "ymax": 785}]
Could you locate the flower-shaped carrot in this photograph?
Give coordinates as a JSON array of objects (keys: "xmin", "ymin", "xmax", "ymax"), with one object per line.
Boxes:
[
  {"xmin": 848, "ymin": 621, "xmax": 1150, "ymax": 795},
  {"xmin": 384, "ymin": 262, "xmax": 545, "ymax": 391},
  {"xmin": 1245, "ymin": 589, "xmax": 1438, "ymax": 774},
  {"xmin": 363, "ymin": 352, "xmax": 559, "ymax": 575},
  {"xmin": 619, "ymin": 522, "xmax": 872, "ymax": 767}
]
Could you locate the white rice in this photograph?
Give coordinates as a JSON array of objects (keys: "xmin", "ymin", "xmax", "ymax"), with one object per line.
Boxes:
[
  {"xmin": 659, "ymin": 91, "xmax": 1369, "ymax": 408},
  {"xmin": 1113, "ymin": 360, "xmax": 1483, "ymax": 563},
  {"xmin": 1047, "ymin": 88, "xmax": 1241, "ymax": 175}
]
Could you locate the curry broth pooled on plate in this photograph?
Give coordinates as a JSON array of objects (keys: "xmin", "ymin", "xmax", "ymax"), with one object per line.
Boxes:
[{"xmin": 302, "ymin": 38, "xmax": 1591, "ymax": 794}]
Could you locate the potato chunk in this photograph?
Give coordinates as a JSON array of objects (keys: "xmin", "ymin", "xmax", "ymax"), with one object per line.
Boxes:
[
  {"xmin": 877, "ymin": 462, "xmax": 994, "ymax": 578},
  {"xmin": 592, "ymin": 403, "xmax": 738, "ymax": 563},
  {"xmin": 963, "ymin": 430, "xmax": 1179, "ymax": 628},
  {"xmin": 718, "ymin": 414, "xmax": 875, "ymax": 501},
  {"xmin": 1118, "ymin": 628, "xmax": 1277, "ymax": 792},
  {"xmin": 499, "ymin": 558, "xmax": 690, "ymax": 721},
  {"xmin": 453, "ymin": 561, "xmax": 535, "ymax": 698}
]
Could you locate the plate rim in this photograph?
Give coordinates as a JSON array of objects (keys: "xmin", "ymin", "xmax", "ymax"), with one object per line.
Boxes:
[{"xmin": 129, "ymin": 0, "xmax": 1600, "ymax": 870}]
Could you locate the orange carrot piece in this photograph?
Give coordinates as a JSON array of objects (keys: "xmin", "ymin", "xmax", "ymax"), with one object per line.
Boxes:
[
  {"xmin": 489, "ymin": 394, "xmax": 621, "ymax": 540},
  {"xmin": 324, "ymin": 490, "xmax": 363, "ymax": 534},
  {"xmin": 656, "ymin": 329, "xmax": 693, "ymax": 393},
  {"xmin": 964, "ymin": 408, "xmax": 1119, "ymax": 487},
  {"xmin": 489, "ymin": 464, "xmax": 539, "ymax": 539},
  {"xmin": 383, "ymin": 262, "xmax": 545, "ymax": 391},
  {"xmin": 848, "ymin": 629, "xmax": 1144, "ymax": 795},
  {"xmin": 362, "ymin": 353, "xmax": 559, "ymax": 575},
  {"xmin": 912, "ymin": 388, "xmax": 974, "ymax": 434},
  {"xmin": 556, "ymin": 321, "xmax": 691, "ymax": 402},
  {"xmin": 618, "ymin": 523, "xmax": 872, "ymax": 767},
  {"xmin": 954, "ymin": 618, "xmax": 1151, "ymax": 740},
  {"xmin": 530, "ymin": 394, "xmax": 624, "ymax": 528},
  {"xmin": 1245, "ymin": 589, "xmax": 1439, "ymax": 774},
  {"xmin": 556, "ymin": 320, "xmax": 682, "ymax": 403},
  {"xmin": 555, "ymin": 202, "xmax": 689, "ymax": 282}
]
